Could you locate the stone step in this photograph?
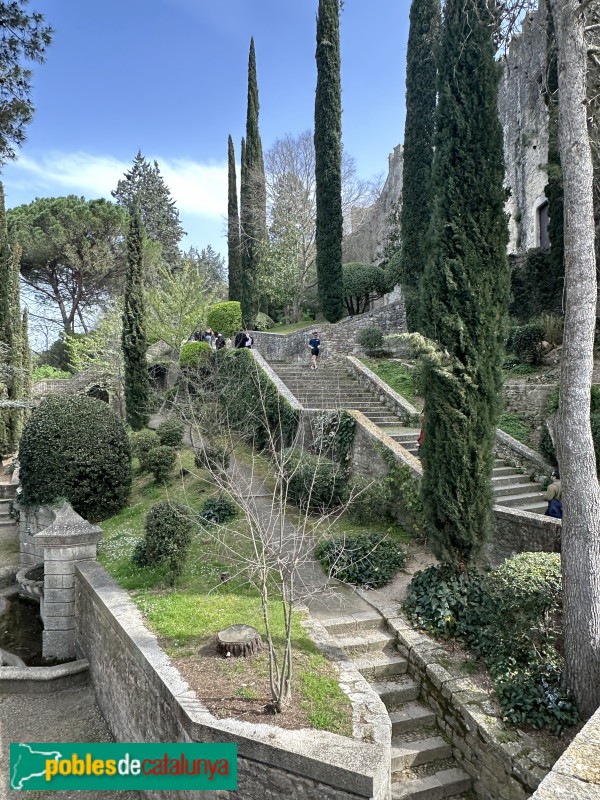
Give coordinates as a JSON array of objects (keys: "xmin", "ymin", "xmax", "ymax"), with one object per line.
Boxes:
[
  {"xmin": 0, "ymin": 518, "xmax": 16, "ymax": 529},
  {"xmin": 320, "ymin": 611, "xmax": 384, "ymax": 636},
  {"xmin": 492, "ymin": 466, "xmax": 516, "ymax": 477},
  {"xmin": 493, "ymin": 481, "xmax": 540, "ymax": 498},
  {"xmin": 391, "ymin": 767, "xmax": 472, "ymax": 800},
  {"xmin": 494, "ymin": 459, "xmax": 505, "ymax": 466},
  {"xmin": 389, "ymin": 702, "xmax": 437, "ymax": 736},
  {"xmin": 0, "ymin": 484, "xmax": 17, "ymax": 500},
  {"xmin": 353, "ymin": 652, "xmax": 408, "ymax": 679},
  {"xmin": 491, "ymin": 473, "xmax": 531, "ymax": 486},
  {"xmin": 332, "ymin": 630, "xmax": 395, "ymax": 655},
  {"xmin": 0, "ymin": 501, "xmax": 12, "ymax": 517},
  {"xmin": 371, "ymin": 677, "xmax": 420, "ymax": 710},
  {"xmin": 508, "ymin": 499, "xmax": 548, "ymax": 514},
  {"xmin": 496, "ymin": 491, "xmax": 546, "ymax": 508},
  {"xmin": 391, "ymin": 736, "xmax": 452, "ymax": 771}
]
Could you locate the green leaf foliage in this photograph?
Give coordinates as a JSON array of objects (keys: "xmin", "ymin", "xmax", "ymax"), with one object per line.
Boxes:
[
  {"xmin": 227, "ymin": 135, "xmax": 242, "ymax": 302},
  {"xmin": 254, "ymin": 311, "xmax": 274, "ymax": 331},
  {"xmin": 129, "ymin": 429, "xmax": 160, "ymax": 466},
  {"xmin": 197, "ymin": 495, "xmax": 237, "ymax": 525},
  {"xmin": 315, "ymin": 532, "xmax": 407, "ymax": 589},
  {"xmin": 281, "ymin": 447, "xmax": 345, "ymax": 511},
  {"xmin": 509, "ymin": 322, "xmax": 545, "ymax": 365},
  {"xmin": 206, "ymin": 301, "xmax": 242, "ymax": 338},
  {"xmin": 156, "ymin": 418, "xmax": 185, "ymax": 448},
  {"xmin": 132, "ymin": 501, "xmax": 192, "ymax": 585},
  {"xmin": 145, "ymin": 445, "xmax": 177, "ymax": 484},
  {"xmin": 403, "ymin": 556, "xmax": 578, "ymax": 733},
  {"xmin": 342, "ymin": 263, "xmax": 387, "ymax": 315},
  {"xmin": 19, "ymin": 395, "xmax": 131, "ymax": 522},
  {"xmin": 418, "ymin": 0, "xmax": 510, "ymax": 566},
  {"xmin": 314, "ymin": 0, "xmax": 344, "ymax": 323},
  {"xmin": 356, "ymin": 326, "xmax": 384, "ymax": 357},
  {"xmin": 179, "ymin": 341, "xmax": 211, "ymax": 369},
  {"xmin": 393, "ymin": 0, "xmax": 439, "ymax": 324}
]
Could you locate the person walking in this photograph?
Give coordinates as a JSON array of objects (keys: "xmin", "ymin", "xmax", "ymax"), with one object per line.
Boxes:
[
  {"xmin": 544, "ymin": 470, "xmax": 562, "ymax": 518},
  {"xmin": 308, "ymin": 331, "xmax": 320, "ymax": 370}
]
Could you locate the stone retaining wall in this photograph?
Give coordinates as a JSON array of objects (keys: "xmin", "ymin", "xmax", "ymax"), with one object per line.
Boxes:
[
  {"xmin": 386, "ymin": 615, "xmax": 555, "ymax": 800},
  {"xmin": 345, "ymin": 356, "xmax": 420, "ymax": 424},
  {"xmin": 74, "ymin": 561, "xmax": 390, "ymax": 800},
  {"xmin": 252, "ymin": 301, "xmax": 407, "ymax": 363}
]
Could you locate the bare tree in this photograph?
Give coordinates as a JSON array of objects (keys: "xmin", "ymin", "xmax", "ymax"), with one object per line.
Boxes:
[
  {"xmin": 549, "ymin": 0, "xmax": 600, "ymax": 719},
  {"xmin": 175, "ymin": 352, "xmax": 378, "ymax": 712}
]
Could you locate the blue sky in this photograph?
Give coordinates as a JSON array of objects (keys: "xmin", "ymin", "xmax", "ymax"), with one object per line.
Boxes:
[{"xmin": 2, "ymin": 0, "xmax": 409, "ymax": 257}]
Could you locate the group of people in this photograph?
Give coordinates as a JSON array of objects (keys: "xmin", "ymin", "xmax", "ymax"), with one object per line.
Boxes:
[
  {"xmin": 190, "ymin": 328, "xmax": 226, "ymax": 350},
  {"xmin": 233, "ymin": 330, "xmax": 254, "ymax": 349}
]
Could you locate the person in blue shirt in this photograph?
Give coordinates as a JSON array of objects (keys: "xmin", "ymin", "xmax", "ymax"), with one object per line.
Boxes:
[{"xmin": 308, "ymin": 331, "xmax": 320, "ymax": 370}]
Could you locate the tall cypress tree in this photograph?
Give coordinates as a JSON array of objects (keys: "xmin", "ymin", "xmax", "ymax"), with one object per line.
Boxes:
[
  {"xmin": 8, "ymin": 241, "xmax": 23, "ymax": 449},
  {"xmin": 391, "ymin": 0, "xmax": 439, "ymax": 331},
  {"xmin": 122, "ymin": 207, "xmax": 150, "ymax": 431},
  {"xmin": 20, "ymin": 307, "xmax": 31, "ymax": 429},
  {"xmin": 314, "ymin": 0, "xmax": 344, "ymax": 323},
  {"xmin": 420, "ymin": 0, "xmax": 510, "ymax": 565},
  {"xmin": 239, "ymin": 39, "xmax": 266, "ymax": 329},
  {"xmin": 227, "ymin": 135, "xmax": 242, "ymax": 302}
]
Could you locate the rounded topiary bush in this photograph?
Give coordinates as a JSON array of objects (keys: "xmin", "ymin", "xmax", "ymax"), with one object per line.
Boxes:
[
  {"xmin": 132, "ymin": 501, "xmax": 192, "ymax": 585},
  {"xmin": 510, "ymin": 322, "xmax": 545, "ymax": 365},
  {"xmin": 156, "ymin": 418, "xmax": 185, "ymax": 448},
  {"xmin": 206, "ymin": 301, "xmax": 242, "ymax": 338},
  {"xmin": 198, "ymin": 495, "xmax": 238, "ymax": 525},
  {"xmin": 194, "ymin": 444, "xmax": 230, "ymax": 473},
  {"xmin": 146, "ymin": 445, "xmax": 177, "ymax": 483},
  {"xmin": 254, "ymin": 312, "xmax": 274, "ymax": 331},
  {"xmin": 130, "ymin": 429, "xmax": 160, "ymax": 464},
  {"xmin": 180, "ymin": 341, "xmax": 212, "ymax": 369},
  {"xmin": 19, "ymin": 395, "xmax": 131, "ymax": 522},
  {"xmin": 315, "ymin": 532, "xmax": 407, "ymax": 588}
]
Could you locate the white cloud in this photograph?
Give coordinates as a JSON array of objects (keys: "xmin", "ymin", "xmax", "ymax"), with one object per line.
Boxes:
[{"xmin": 10, "ymin": 151, "xmax": 228, "ymax": 219}]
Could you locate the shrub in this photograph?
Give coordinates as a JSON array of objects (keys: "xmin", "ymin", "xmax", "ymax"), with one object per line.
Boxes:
[
  {"xmin": 132, "ymin": 501, "xmax": 192, "ymax": 585},
  {"xmin": 510, "ymin": 322, "xmax": 545, "ymax": 365},
  {"xmin": 32, "ymin": 365, "xmax": 71, "ymax": 381},
  {"xmin": 357, "ymin": 326, "xmax": 384, "ymax": 357},
  {"xmin": 254, "ymin": 312, "xmax": 275, "ymax": 331},
  {"xmin": 315, "ymin": 532, "xmax": 407, "ymax": 589},
  {"xmin": 156, "ymin": 418, "xmax": 185, "ymax": 448},
  {"xmin": 537, "ymin": 312, "xmax": 563, "ymax": 346},
  {"xmin": 180, "ymin": 341, "xmax": 212, "ymax": 369},
  {"xmin": 198, "ymin": 495, "xmax": 238, "ymax": 525},
  {"xmin": 19, "ymin": 395, "xmax": 131, "ymax": 522},
  {"xmin": 282, "ymin": 447, "xmax": 345, "ymax": 510},
  {"xmin": 345, "ymin": 475, "xmax": 392, "ymax": 524},
  {"xmin": 145, "ymin": 445, "xmax": 177, "ymax": 483},
  {"xmin": 207, "ymin": 301, "xmax": 242, "ymax": 338},
  {"xmin": 403, "ymin": 555, "xmax": 578, "ymax": 732},
  {"xmin": 194, "ymin": 444, "xmax": 230, "ymax": 473},
  {"xmin": 129, "ymin": 429, "xmax": 160, "ymax": 465}
]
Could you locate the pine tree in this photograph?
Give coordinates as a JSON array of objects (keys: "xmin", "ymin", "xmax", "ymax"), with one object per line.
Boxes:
[
  {"xmin": 419, "ymin": 0, "xmax": 510, "ymax": 565},
  {"xmin": 227, "ymin": 135, "xmax": 242, "ymax": 301},
  {"xmin": 122, "ymin": 207, "xmax": 150, "ymax": 431},
  {"xmin": 239, "ymin": 39, "xmax": 266, "ymax": 329},
  {"xmin": 314, "ymin": 0, "xmax": 344, "ymax": 323},
  {"xmin": 391, "ymin": 0, "xmax": 440, "ymax": 331},
  {"xmin": 112, "ymin": 151, "xmax": 185, "ymax": 268}
]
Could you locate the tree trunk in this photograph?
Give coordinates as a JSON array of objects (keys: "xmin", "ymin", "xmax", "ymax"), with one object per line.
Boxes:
[{"xmin": 550, "ymin": 0, "xmax": 600, "ymax": 719}]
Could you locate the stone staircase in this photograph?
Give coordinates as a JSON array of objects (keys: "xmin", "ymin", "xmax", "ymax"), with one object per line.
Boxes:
[
  {"xmin": 321, "ymin": 611, "xmax": 473, "ymax": 799},
  {"xmin": 267, "ymin": 359, "xmax": 548, "ymax": 515}
]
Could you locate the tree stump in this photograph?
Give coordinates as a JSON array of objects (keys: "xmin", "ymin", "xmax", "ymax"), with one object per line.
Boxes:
[{"xmin": 216, "ymin": 624, "xmax": 263, "ymax": 658}]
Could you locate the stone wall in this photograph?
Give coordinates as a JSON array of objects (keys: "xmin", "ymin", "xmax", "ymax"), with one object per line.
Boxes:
[
  {"xmin": 531, "ymin": 704, "xmax": 600, "ymax": 799},
  {"xmin": 481, "ymin": 505, "xmax": 560, "ymax": 568},
  {"xmin": 252, "ymin": 300, "xmax": 407, "ymax": 363},
  {"xmin": 503, "ymin": 382, "xmax": 555, "ymax": 431},
  {"xmin": 498, "ymin": 2, "xmax": 549, "ymax": 254},
  {"xmin": 74, "ymin": 562, "xmax": 390, "ymax": 800},
  {"xmin": 342, "ymin": 145, "xmax": 403, "ymax": 266}
]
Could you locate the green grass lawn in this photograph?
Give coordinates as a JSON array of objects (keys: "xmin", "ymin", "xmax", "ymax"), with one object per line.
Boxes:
[
  {"xmin": 266, "ymin": 321, "xmax": 315, "ymax": 335},
  {"xmin": 360, "ymin": 357, "xmax": 419, "ymax": 405},
  {"xmin": 98, "ymin": 445, "xmax": 352, "ymax": 735},
  {"xmin": 497, "ymin": 412, "xmax": 533, "ymax": 446}
]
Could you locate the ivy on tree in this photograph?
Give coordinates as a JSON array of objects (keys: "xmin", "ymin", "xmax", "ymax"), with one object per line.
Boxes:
[
  {"xmin": 420, "ymin": 0, "xmax": 510, "ymax": 565},
  {"xmin": 122, "ymin": 207, "xmax": 150, "ymax": 431}
]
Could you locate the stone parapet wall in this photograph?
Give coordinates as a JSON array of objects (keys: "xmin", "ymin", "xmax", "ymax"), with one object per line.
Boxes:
[
  {"xmin": 74, "ymin": 562, "xmax": 390, "ymax": 800},
  {"xmin": 31, "ymin": 379, "xmax": 72, "ymax": 397},
  {"xmin": 482, "ymin": 505, "xmax": 560, "ymax": 568},
  {"xmin": 503, "ymin": 382, "xmax": 556, "ymax": 433},
  {"xmin": 495, "ymin": 429, "xmax": 554, "ymax": 485},
  {"xmin": 531, "ymin": 704, "xmax": 600, "ymax": 799},
  {"xmin": 386, "ymin": 615, "xmax": 554, "ymax": 800},
  {"xmin": 252, "ymin": 301, "xmax": 407, "ymax": 363},
  {"xmin": 346, "ymin": 356, "xmax": 420, "ymax": 424}
]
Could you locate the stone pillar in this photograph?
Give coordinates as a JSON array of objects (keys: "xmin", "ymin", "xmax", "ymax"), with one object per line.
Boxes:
[{"xmin": 33, "ymin": 504, "xmax": 102, "ymax": 661}]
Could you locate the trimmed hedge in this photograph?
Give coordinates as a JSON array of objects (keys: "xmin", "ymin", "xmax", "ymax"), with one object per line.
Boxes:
[
  {"xmin": 19, "ymin": 395, "xmax": 131, "ymax": 522},
  {"xmin": 132, "ymin": 501, "xmax": 193, "ymax": 585},
  {"xmin": 180, "ymin": 341, "xmax": 212, "ymax": 369},
  {"xmin": 509, "ymin": 322, "xmax": 545, "ymax": 365},
  {"xmin": 129, "ymin": 429, "xmax": 160, "ymax": 463},
  {"xmin": 207, "ymin": 301, "xmax": 242, "ymax": 338},
  {"xmin": 357, "ymin": 326, "xmax": 384, "ymax": 357},
  {"xmin": 146, "ymin": 445, "xmax": 177, "ymax": 483},
  {"xmin": 198, "ymin": 495, "xmax": 238, "ymax": 525}
]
